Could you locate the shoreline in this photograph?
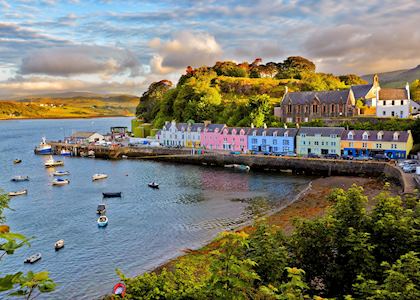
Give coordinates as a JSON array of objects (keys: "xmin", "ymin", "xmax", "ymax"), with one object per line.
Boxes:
[
  {"xmin": 0, "ymin": 114, "xmax": 134, "ymax": 121},
  {"xmin": 150, "ymin": 175, "xmax": 399, "ymax": 274}
]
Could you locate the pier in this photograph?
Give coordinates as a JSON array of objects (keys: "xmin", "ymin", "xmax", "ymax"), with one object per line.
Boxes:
[{"xmin": 49, "ymin": 142, "xmax": 414, "ymax": 193}]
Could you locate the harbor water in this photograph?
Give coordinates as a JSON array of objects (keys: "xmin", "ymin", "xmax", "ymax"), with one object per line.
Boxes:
[{"xmin": 0, "ymin": 117, "xmax": 311, "ymax": 299}]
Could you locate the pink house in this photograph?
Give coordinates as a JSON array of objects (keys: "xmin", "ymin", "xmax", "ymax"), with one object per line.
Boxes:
[
  {"xmin": 200, "ymin": 123, "xmax": 226, "ymax": 150},
  {"xmin": 220, "ymin": 127, "xmax": 250, "ymax": 152}
]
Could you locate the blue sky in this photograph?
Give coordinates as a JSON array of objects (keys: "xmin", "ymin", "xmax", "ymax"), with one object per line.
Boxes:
[{"xmin": 0, "ymin": 0, "xmax": 419, "ymax": 97}]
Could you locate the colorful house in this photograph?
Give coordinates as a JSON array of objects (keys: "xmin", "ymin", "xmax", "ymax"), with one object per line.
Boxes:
[
  {"xmin": 200, "ymin": 123, "xmax": 226, "ymax": 150},
  {"xmin": 221, "ymin": 127, "xmax": 250, "ymax": 152},
  {"xmin": 341, "ymin": 130, "xmax": 413, "ymax": 159},
  {"xmin": 248, "ymin": 128, "xmax": 298, "ymax": 154},
  {"xmin": 158, "ymin": 121, "xmax": 204, "ymax": 148},
  {"xmin": 296, "ymin": 127, "xmax": 344, "ymax": 155}
]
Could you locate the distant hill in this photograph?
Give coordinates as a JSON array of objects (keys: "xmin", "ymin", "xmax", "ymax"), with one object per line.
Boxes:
[{"xmin": 362, "ymin": 65, "xmax": 420, "ymax": 87}]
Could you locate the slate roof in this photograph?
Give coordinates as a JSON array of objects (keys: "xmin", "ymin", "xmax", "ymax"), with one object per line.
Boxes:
[
  {"xmin": 342, "ymin": 130, "xmax": 410, "ymax": 143},
  {"xmin": 351, "ymin": 84, "xmax": 373, "ymax": 99},
  {"xmin": 379, "ymin": 88, "xmax": 408, "ymax": 100},
  {"xmin": 282, "ymin": 90, "xmax": 350, "ymax": 105},
  {"xmin": 224, "ymin": 127, "xmax": 252, "ymax": 135},
  {"xmin": 204, "ymin": 124, "xmax": 226, "ymax": 132},
  {"xmin": 70, "ymin": 131, "xmax": 98, "ymax": 138},
  {"xmin": 297, "ymin": 127, "xmax": 345, "ymax": 137},
  {"xmin": 249, "ymin": 128, "xmax": 298, "ymax": 137}
]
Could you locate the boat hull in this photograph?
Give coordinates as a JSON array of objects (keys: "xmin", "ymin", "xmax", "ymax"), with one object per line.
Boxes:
[
  {"xmin": 102, "ymin": 192, "xmax": 121, "ymax": 198},
  {"xmin": 35, "ymin": 147, "xmax": 52, "ymax": 155}
]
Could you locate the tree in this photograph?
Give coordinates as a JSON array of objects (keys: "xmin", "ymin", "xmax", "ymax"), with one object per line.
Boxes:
[
  {"xmin": 0, "ymin": 190, "xmax": 56, "ymax": 298},
  {"xmin": 136, "ymin": 80, "xmax": 172, "ymax": 122},
  {"xmin": 247, "ymin": 94, "xmax": 272, "ymax": 127},
  {"xmin": 339, "ymin": 74, "xmax": 368, "ymax": 86},
  {"xmin": 277, "ymin": 56, "xmax": 315, "ymax": 79}
]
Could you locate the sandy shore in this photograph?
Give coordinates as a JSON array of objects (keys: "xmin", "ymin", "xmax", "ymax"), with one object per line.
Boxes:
[{"xmin": 152, "ymin": 175, "xmax": 400, "ymax": 273}]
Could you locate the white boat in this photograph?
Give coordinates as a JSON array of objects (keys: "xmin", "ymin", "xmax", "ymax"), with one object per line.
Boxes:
[
  {"xmin": 24, "ymin": 253, "xmax": 42, "ymax": 264},
  {"xmin": 53, "ymin": 170, "xmax": 70, "ymax": 176},
  {"xmin": 8, "ymin": 189, "xmax": 27, "ymax": 197},
  {"xmin": 224, "ymin": 164, "xmax": 250, "ymax": 172},
  {"xmin": 60, "ymin": 149, "xmax": 72, "ymax": 156},
  {"xmin": 54, "ymin": 239, "xmax": 64, "ymax": 250},
  {"xmin": 92, "ymin": 173, "xmax": 108, "ymax": 181},
  {"xmin": 34, "ymin": 137, "xmax": 52, "ymax": 155},
  {"xmin": 148, "ymin": 182, "xmax": 159, "ymax": 189},
  {"xmin": 52, "ymin": 178, "xmax": 70, "ymax": 186},
  {"xmin": 11, "ymin": 175, "xmax": 29, "ymax": 182},
  {"xmin": 97, "ymin": 215, "xmax": 108, "ymax": 227},
  {"xmin": 88, "ymin": 150, "xmax": 95, "ymax": 158},
  {"xmin": 45, "ymin": 156, "xmax": 64, "ymax": 168}
]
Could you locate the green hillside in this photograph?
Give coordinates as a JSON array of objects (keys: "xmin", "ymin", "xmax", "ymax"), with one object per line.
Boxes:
[
  {"xmin": 136, "ymin": 57, "xmax": 364, "ymax": 128},
  {"xmin": 362, "ymin": 65, "xmax": 420, "ymax": 88}
]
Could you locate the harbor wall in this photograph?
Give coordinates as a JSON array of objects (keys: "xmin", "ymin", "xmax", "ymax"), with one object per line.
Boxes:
[{"xmin": 49, "ymin": 142, "xmax": 407, "ymax": 190}]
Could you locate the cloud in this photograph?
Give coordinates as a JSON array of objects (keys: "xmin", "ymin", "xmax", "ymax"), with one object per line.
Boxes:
[
  {"xmin": 19, "ymin": 45, "xmax": 141, "ymax": 77},
  {"xmin": 0, "ymin": 76, "xmax": 147, "ymax": 97},
  {"xmin": 149, "ymin": 31, "xmax": 222, "ymax": 74}
]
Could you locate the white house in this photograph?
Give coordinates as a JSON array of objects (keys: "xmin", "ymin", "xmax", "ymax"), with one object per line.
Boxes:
[
  {"xmin": 376, "ymin": 84, "xmax": 411, "ymax": 118},
  {"xmin": 68, "ymin": 131, "xmax": 105, "ymax": 144},
  {"xmin": 158, "ymin": 120, "xmax": 204, "ymax": 148},
  {"xmin": 411, "ymin": 100, "xmax": 420, "ymax": 116}
]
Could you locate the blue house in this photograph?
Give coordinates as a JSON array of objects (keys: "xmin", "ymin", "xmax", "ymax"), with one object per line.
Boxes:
[{"xmin": 248, "ymin": 128, "xmax": 298, "ymax": 154}]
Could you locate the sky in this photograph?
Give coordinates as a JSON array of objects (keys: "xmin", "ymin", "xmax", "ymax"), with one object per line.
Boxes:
[{"xmin": 0, "ymin": 0, "xmax": 419, "ymax": 97}]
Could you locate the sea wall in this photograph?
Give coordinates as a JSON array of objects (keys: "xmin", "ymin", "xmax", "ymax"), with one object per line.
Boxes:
[{"xmin": 49, "ymin": 142, "xmax": 408, "ymax": 191}]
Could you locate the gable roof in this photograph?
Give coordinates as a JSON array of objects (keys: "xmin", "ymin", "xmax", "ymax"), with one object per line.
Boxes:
[
  {"xmin": 224, "ymin": 127, "xmax": 251, "ymax": 135},
  {"xmin": 250, "ymin": 128, "xmax": 298, "ymax": 137},
  {"xmin": 282, "ymin": 90, "xmax": 350, "ymax": 105},
  {"xmin": 298, "ymin": 127, "xmax": 345, "ymax": 137},
  {"xmin": 351, "ymin": 84, "xmax": 374, "ymax": 99},
  {"xmin": 204, "ymin": 124, "xmax": 225, "ymax": 132},
  {"xmin": 379, "ymin": 88, "xmax": 408, "ymax": 100},
  {"xmin": 70, "ymin": 131, "xmax": 98, "ymax": 138},
  {"xmin": 342, "ymin": 130, "xmax": 410, "ymax": 143}
]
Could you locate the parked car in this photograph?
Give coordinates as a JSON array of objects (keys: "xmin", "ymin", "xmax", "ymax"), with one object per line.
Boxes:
[
  {"xmin": 353, "ymin": 156, "xmax": 372, "ymax": 161},
  {"xmin": 230, "ymin": 151, "xmax": 241, "ymax": 155},
  {"xmin": 285, "ymin": 152, "xmax": 297, "ymax": 157},
  {"xmin": 307, "ymin": 153, "xmax": 321, "ymax": 159},
  {"xmin": 398, "ymin": 160, "xmax": 417, "ymax": 168},
  {"xmin": 341, "ymin": 155, "xmax": 354, "ymax": 160},
  {"xmin": 373, "ymin": 154, "xmax": 391, "ymax": 161},
  {"xmin": 403, "ymin": 164, "xmax": 419, "ymax": 173},
  {"xmin": 324, "ymin": 154, "xmax": 340, "ymax": 159}
]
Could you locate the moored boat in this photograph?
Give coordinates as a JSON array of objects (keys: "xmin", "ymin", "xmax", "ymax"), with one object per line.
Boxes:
[
  {"xmin": 45, "ymin": 157, "xmax": 64, "ymax": 168},
  {"xmin": 60, "ymin": 149, "xmax": 72, "ymax": 156},
  {"xmin": 8, "ymin": 189, "xmax": 27, "ymax": 197},
  {"xmin": 96, "ymin": 204, "xmax": 106, "ymax": 214},
  {"xmin": 148, "ymin": 182, "xmax": 159, "ymax": 189},
  {"xmin": 88, "ymin": 150, "xmax": 95, "ymax": 158},
  {"xmin": 113, "ymin": 283, "xmax": 126, "ymax": 297},
  {"xmin": 53, "ymin": 170, "xmax": 70, "ymax": 176},
  {"xmin": 54, "ymin": 239, "xmax": 64, "ymax": 250},
  {"xmin": 24, "ymin": 253, "xmax": 42, "ymax": 264},
  {"xmin": 52, "ymin": 178, "xmax": 70, "ymax": 186},
  {"xmin": 11, "ymin": 175, "xmax": 29, "ymax": 182},
  {"xmin": 92, "ymin": 173, "xmax": 108, "ymax": 181},
  {"xmin": 97, "ymin": 215, "xmax": 108, "ymax": 227},
  {"xmin": 102, "ymin": 192, "xmax": 121, "ymax": 198},
  {"xmin": 34, "ymin": 137, "xmax": 52, "ymax": 155},
  {"xmin": 224, "ymin": 164, "xmax": 250, "ymax": 172},
  {"xmin": 13, "ymin": 159, "xmax": 22, "ymax": 164}
]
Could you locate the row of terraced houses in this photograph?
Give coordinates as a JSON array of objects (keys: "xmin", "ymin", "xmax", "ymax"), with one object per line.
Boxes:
[{"xmin": 157, "ymin": 121, "xmax": 413, "ymax": 159}]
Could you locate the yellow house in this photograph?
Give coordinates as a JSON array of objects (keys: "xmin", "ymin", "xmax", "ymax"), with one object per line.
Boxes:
[{"xmin": 341, "ymin": 130, "xmax": 413, "ymax": 159}]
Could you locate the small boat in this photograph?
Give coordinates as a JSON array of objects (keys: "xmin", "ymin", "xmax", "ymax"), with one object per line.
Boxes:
[
  {"xmin": 52, "ymin": 178, "xmax": 70, "ymax": 186},
  {"xmin": 8, "ymin": 189, "xmax": 27, "ymax": 197},
  {"xmin": 97, "ymin": 215, "xmax": 108, "ymax": 227},
  {"xmin": 54, "ymin": 239, "xmax": 64, "ymax": 250},
  {"xmin": 34, "ymin": 137, "xmax": 52, "ymax": 155},
  {"xmin": 122, "ymin": 155, "xmax": 128, "ymax": 159},
  {"xmin": 102, "ymin": 192, "xmax": 121, "ymax": 198},
  {"xmin": 45, "ymin": 157, "xmax": 64, "ymax": 168},
  {"xmin": 148, "ymin": 182, "xmax": 159, "ymax": 189},
  {"xmin": 13, "ymin": 159, "xmax": 22, "ymax": 164},
  {"xmin": 11, "ymin": 176, "xmax": 29, "ymax": 182},
  {"xmin": 113, "ymin": 283, "xmax": 126, "ymax": 297},
  {"xmin": 60, "ymin": 149, "xmax": 72, "ymax": 156},
  {"xmin": 88, "ymin": 150, "xmax": 95, "ymax": 158},
  {"xmin": 96, "ymin": 204, "xmax": 106, "ymax": 214},
  {"xmin": 225, "ymin": 164, "xmax": 250, "ymax": 172},
  {"xmin": 92, "ymin": 173, "xmax": 108, "ymax": 181},
  {"xmin": 53, "ymin": 170, "xmax": 70, "ymax": 176},
  {"xmin": 24, "ymin": 253, "xmax": 42, "ymax": 264}
]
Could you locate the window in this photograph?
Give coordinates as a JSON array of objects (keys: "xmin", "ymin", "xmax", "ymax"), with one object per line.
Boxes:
[
  {"xmin": 362, "ymin": 132, "xmax": 368, "ymax": 140},
  {"xmin": 224, "ymin": 138, "xmax": 227, "ymax": 142},
  {"xmin": 240, "ymin": 138, "xmax": 244, "ymax": 142},
  {"xmin": 393, "ymin": 132, "xmax": 399, "ymax": 141},
  {"xmin": 314, "ymin": 141, "xmax": 319, "ymax": 146},
  {"xmin": 330, "ymin": 134, "xmax": 337, "ymax": 138},
  {"xmin": 301, "ymin": 133, "xmax": 306, "ymax": 137},
  {"xmin": 286, "ymin": 117, "xmax": 293, "ymax": 123},
  {"xmin": 262, "ymin": 131, "xmax": 266, "ymax": 136},
  {"xmin": 303, "ymin": 141, "xmax": 306, "ymax": 145},
  {"xmin": 284, "ymin": 131, "xmax": 288, "ymax": 137},
  {"xmin": 392, "ymin": 100, "xmax": 395, "ymax": 105},
  {"xmin": 383, "ymin": 111, "xmax": 386, "ymax": 116},
  {"xmin": 323, "ymin": 105, "xmax": 326, "ymax": 113},
  {"xmin": 321, "ymin": 142, "xmax": 324, "ymax": 146},
  {"xmin": 252, "ymin": 138, "xmax": 257, "ymax": 144},
  {"xmin": 348, "ymin": 132, "xmax": 353, "ymax": 140},
  {"xmin": 391, "ymin": 144, "xmax": 397, "ymax": 149},
  {"xmin": 283, "ymin": 146, "xmax": 289, "ymax": 152},
  {"xmin": 349, "ymin": 142, "xmax": 354, "ymax": 147},
  {"xmin": 377, "ymin": 132, "xmax": 383, "ymax": 140},
  {"xmin": 253, "ymin": 130, "xmax": 256, "ymax": 136},
  {"xmin": 400, "ymin": 100, "xmax": 403, "ymax": 105},
  {"xmin": 391, "ymin": 111, "xmax": 395, "ymax": 117},
  {"xmin": 331, "ymin": 142, "xmax": 336, "ymax": 146},
  {"xmin": 283, "ymin": 140, "xmax": 289, "ymax": 145},
  {"xmin": 273, "ymin": 131, "xmax": 278, "ymax": 137},
  {"xmin": 273, "ymin": 139, "xmax": 277, "ymax": 145},
  {"xmin": 376, "ymin": 143, "xmax": 382, "ymax": 149},
  {"xmin": 287, "ymin": 103, "xmax": 292, "ymax": 113},
  {"xmin": 262, "ymin": 139, "xmax": 266, "ymax": 144},
  {"xmin": 273, "ymin": 147, "xmax": 278, "ymax": 152},
  {"xmin": 331, "ymin": 104, "xmax": 335, "ymax": 113},
  {"xmin": 362, "ymin": 142, "xmax": 367, "ymax": 148},
  {"xmin": 330, "ymin": 149, "xmax": 336, "ymax": 154}
]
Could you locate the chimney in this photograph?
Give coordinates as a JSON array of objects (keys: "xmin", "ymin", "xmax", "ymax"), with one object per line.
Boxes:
[
  {"xmin": 284, "ymin": 123, "xmax": 287, "ymax": 129},
  {"xmin": 165, "ymin": 121, "xmax": 169, "ymax": 125},
  {"xmin": 406, "ymin": 82, "xmax": 411, "ymax": 100},
  {"xmin": 263, "ymin": 123, "xmax": 267, "ymax": 129},
  {"xmin": 251, "ymin": 123, "xmax": 254, "ymax": 128},
  {"xmin": 204, "ymin": 120, "xmax": 211, "ymax": 127},
  {"xmin": 285, "ymin": 86, "xmax": 288, "ymax": 94}
]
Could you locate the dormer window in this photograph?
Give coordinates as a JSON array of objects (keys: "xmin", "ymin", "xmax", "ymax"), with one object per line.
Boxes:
[
  {"xmin": 232, "ymin": 129, "xmax": 237, "ymax": 135},
  {"xmin": 377, "ymin": 131, "xmax": 383, "ymax": 140},
  {"xmin": 273, "ymin": 131, "xmax": 278, "ymax": 137},
  {"xmin": 348, "ymin": 132, "xmax": 354, "ymax": 140},
  {"xmin": 253, "ymin": 130, "xmax": 257, "ymax": 136},
  {"xmin": 362, "ymin": 132, "xmax": 369, "ymax": 140},
  {"xmin": 262, "ymin": 131, "xmax": 266, "ymax": 136},
  {"xmin": 393, "ymin": 132, "xmax": 399, "ymax": 141}
]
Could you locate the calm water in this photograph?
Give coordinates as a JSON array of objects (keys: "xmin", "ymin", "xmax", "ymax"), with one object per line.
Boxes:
[{"xmin": 0, "ymin": 117, "xmax": 310, "ymax": 299}]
